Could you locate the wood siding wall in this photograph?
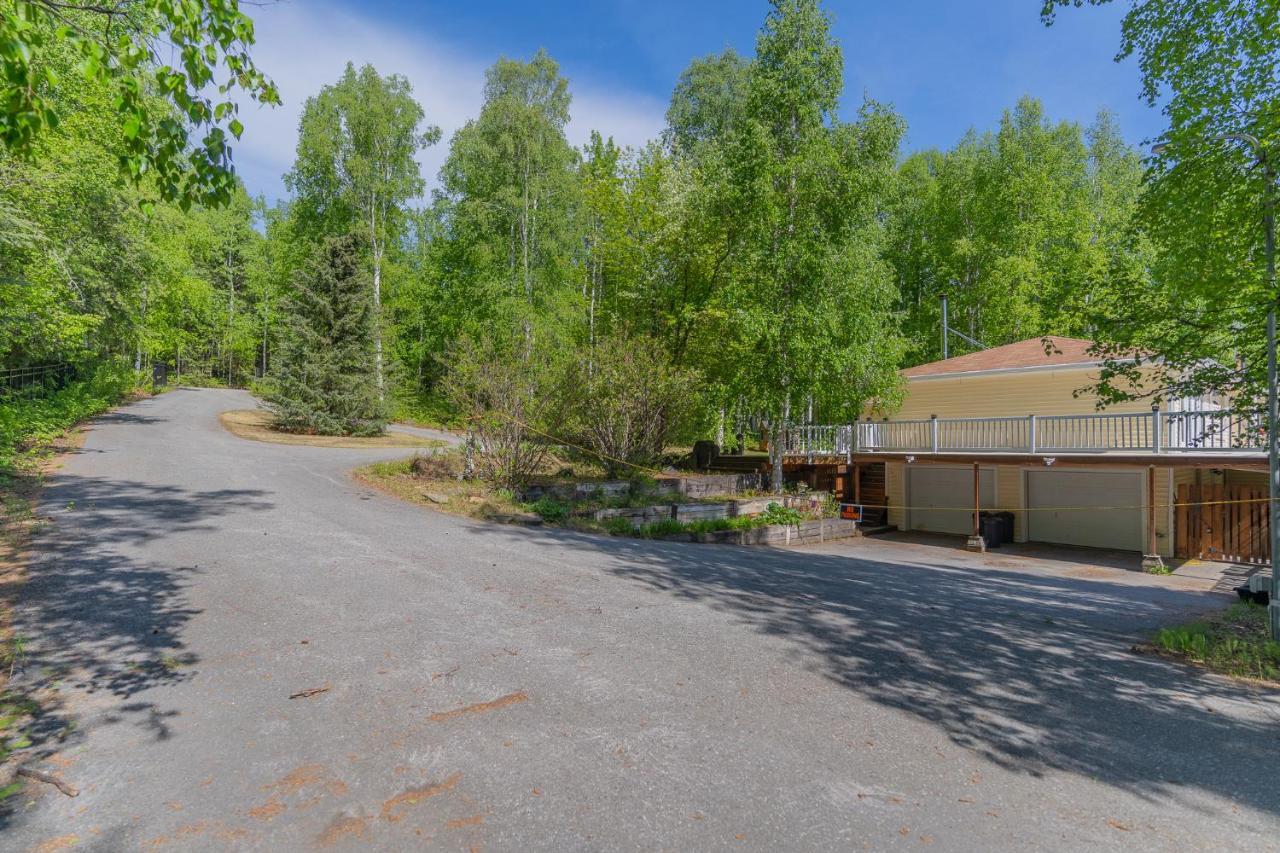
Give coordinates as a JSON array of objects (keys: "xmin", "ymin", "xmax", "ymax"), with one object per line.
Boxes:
[{"xmin": 886, "ymin": 367, "xmax": 1153, "ymax": 421}]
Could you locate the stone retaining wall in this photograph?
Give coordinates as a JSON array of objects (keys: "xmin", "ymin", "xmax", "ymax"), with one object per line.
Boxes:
[
  {"xmin": 522, "ymin": 472, "xmax": 764, "ymax": 503},
  {"xmin": 661, "ymin": 517, "xmax": 861, "ymax": 546}
]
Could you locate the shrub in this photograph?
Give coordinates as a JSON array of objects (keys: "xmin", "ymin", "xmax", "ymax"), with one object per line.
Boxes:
[
  {"xmin": 565, "ymin": 335, "xmax": 700, "ymax": 478},
  {"xmin": 0, "ymin": 363, "xmax": 139, "ymax": 474},
  {"xmin": 409, "ymin": 450, "xmax": 464, "ymax": 480},
  {"xmin": 528, "ymin": 497, "xmax": 569, "ymax": 524},
  {"xmin": 759, "ymin": 502, "xmax": 804, "ymax": 526},
  {"xmin": 441, "ymin": 334, "xmax": 566, "ymax": 489}
]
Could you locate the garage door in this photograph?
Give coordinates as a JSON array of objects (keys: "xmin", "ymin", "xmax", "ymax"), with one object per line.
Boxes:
[
  {"xmin": 907, "ymin": 466, "xmax": 995, "ymax": 535},
  {"xmin": 1026, "ymin": 470, "xmax": 1143, "ymax": 552}
]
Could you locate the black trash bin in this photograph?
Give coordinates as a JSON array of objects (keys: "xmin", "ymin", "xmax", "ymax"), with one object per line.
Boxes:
[
  {"xmin": 994, "ymin": 511, "xmax": 1015, "ymax": 547},
  {"xmin": 979, "ymin": 512, "xmax": 1004, "ymax": 548}
]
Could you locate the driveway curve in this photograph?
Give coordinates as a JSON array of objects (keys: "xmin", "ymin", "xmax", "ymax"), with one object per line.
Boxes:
[{"xmin": 5, "ymin": 388, "xmax": 1279, "ymax": 851}]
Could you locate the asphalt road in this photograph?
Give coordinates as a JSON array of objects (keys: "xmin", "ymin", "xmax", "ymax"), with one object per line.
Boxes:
[{"xmin": 5, "ymin": 388, "xmax": 1280, "ymax": 851}]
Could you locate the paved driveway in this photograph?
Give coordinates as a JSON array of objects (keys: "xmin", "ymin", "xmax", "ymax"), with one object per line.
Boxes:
[{"xmin": 5, "ymin": 389, "xmax": 1280, "ymax": 851}]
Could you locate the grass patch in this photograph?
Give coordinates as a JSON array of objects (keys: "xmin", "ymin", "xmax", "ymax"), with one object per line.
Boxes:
[
  {"xmin": 1149, "ymin": 602, "xmax": 1280, "ymax": 683},
  {"xmin": 219, "ymin": 409, "xmax": 445, "ymax": 449},
  {"xmin": 353, "ymin": 450, "xmax": 533, "ymax": 522}
]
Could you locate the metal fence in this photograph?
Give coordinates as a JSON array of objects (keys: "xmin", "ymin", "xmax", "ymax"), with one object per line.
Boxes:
[
  {"xmin": 0, "ymin": 363, "xmax": 77, "ymax": 398},
  {"xmin": 784, "ymin": 408, "xmax": 1267, "ymax": 457}
]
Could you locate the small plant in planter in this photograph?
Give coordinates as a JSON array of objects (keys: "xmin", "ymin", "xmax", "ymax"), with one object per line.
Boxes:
[{"xmin": 759, "ymin": 502, "xmax": 804, "ymax": 527}]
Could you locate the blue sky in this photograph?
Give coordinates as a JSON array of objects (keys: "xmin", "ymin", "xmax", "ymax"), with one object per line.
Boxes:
[{"xmin": 234, "ymin": 0, "xmax": 1164, "ymax": 201}]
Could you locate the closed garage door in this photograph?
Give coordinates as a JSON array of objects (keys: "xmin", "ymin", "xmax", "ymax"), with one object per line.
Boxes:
[
  {"xmin": 907, "ymin": 466, "xmax": 995, "ymax": 535},
  {"xmin": 1026, "ymin": 470, "xmax": 1143, "ymax": 552}
]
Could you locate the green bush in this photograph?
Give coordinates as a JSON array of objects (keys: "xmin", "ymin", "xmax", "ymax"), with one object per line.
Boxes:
[
  {"xmin": 563, "ymin": 335, "xmax": 700, "ymax": 478},
  {"xmin": 0, "ymin": 364, "xmax": 139, "ymax": 474},
  {"xmin": 759, "ymin": 502, "xmax": 804, "ymax": 527},
  {"xmin": 392, "ymin": 391, "xmax": 463, "ymax": 430},
  {"xmin": 528, "ymin": 496, "xmax": 569, "ymax": 524}
]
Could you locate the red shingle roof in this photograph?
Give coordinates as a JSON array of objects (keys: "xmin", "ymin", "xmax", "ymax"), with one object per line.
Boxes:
[{"xmin": 902, "ymin": 337, "xmax": 1101, "ymax": 379}]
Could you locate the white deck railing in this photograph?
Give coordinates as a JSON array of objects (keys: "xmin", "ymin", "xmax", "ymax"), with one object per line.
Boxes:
[{"xmin": 782, "ymin": 409, "xmax": 1266, "ymax": 458}]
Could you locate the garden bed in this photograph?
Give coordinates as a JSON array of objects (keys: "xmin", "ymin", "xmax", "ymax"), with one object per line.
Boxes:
[{"xmin": 354, "ymin": 451, "xmax": 857, "ymax": 547}]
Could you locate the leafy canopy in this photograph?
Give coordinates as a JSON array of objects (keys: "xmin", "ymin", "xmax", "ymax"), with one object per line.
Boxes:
[
  {"xmin": 1, "ymin": 0, "xmax": 279, "ymax": 209},
  {"xmin": 1046, "ymin": 0, "xmax": 1280, "ymax": 412}
]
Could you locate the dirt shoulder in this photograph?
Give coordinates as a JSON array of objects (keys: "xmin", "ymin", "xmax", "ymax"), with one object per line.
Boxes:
[{"xmin": 220, "ymin": 409, "xmax": 444, "ymax": 449}]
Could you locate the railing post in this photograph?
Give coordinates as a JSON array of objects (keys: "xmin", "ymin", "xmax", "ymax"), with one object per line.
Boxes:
[
  {"xmin": 1028, "ymin": 414, "xmax": 1037, "ymax": 454},
  {"xmin": 930, "ymin": 414, "xmax": 939, "ymax": 455},
  {"xmin": 846, "ymin": 423, "xmax": 854, "ymax": 464},
  {"xmin": 853, "ymin": 420, "xmax": 861, "ymax": 455},
  {"xmin": 1152, "ymin": 403, "xmax": 1162, "ymax": 454}
]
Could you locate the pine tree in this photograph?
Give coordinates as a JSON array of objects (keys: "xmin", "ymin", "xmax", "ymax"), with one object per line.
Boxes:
[{"xmin": 267, "ymin": 235, "xmax": 386, "ymax": 436}]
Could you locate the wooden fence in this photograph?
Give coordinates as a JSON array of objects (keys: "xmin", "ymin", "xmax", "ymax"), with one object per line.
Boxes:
[{"xmin": 1174, "ymin": 484, "xmax": 1270, "ymax": 565}]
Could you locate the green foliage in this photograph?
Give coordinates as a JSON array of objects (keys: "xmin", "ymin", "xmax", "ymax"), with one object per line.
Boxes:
[
  {"xmin": 565, "ymin": 335, "xmax": 701, "ymax": 478},
  {"xmin": 265, "ymin": 234, "xmax": 386, "ymax": 436},
  {"xmin": 888, "ymin": 101, "xmax": 1148, "ymax": 365},
  {"xmin": 526, "ymin": 496, "xmax": 569, "ymax": 524},
  {"xmin": 391, "ymin": 390, "xmax": 463, "ymax": 430},
  {"xmin": 636, "ymin": 518, "xmax": 688, "ymax": 538},
  {"xmin": 442, "ymin": 333, "xmax": 567, "ymax": 488},
  {"xmin": 603, "ymin": 516, "xmax": 637, "ymax": 536},
  {"xmin": 1047, "ymin": 0, "xmax": 1280, "ymax": 415},
  {"xmin": 1, "ymin": 0, "xmax": 279, "ymax": 209},
  {"xmin": 724, "ymin": 0, "xmax": 906, "ymax": 488},
  {"xmin": 435, "ymin": 49, "xmax": 579, "ymax": 345},
  {"xmin": 286, "ymin": 62, "xmax": 439, "ymax": 395},
  {"xmin": 0, "ymin": 363, "xmax": 139, "ymax": 474},
  {"xmin": 665, "ymin": 49, "xmax": 750, "ymax": 158},
  {"xmin": 759, "ymin": 501, "xmax": 804, "ymax": 526},
  {"xmin": 1154, "ymin": 603, "xmax": 1280, "ymax": 681}
]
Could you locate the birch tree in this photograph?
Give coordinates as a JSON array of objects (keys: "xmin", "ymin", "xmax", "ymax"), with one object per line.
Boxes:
[
  {"xmin": 728, "ymin": 0, "xmax": 905, "ymax": 490},
  {"xmin": 435, "ymin": 50, "xmax": 579, "ymax": 349}
]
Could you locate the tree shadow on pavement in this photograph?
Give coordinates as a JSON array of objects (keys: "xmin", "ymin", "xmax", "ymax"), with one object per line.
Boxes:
[
  {"xmin": 481, "ymin": 525, "xmax": 1280, "ymax": 819},
  {"xmin": 1, "ymin": 474, "xmax": 271, "ymax": 823}
]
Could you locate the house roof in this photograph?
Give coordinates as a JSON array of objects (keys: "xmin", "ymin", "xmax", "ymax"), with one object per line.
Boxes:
[{"xmin": 902, "ymin": 337, "xmax": 1102, "ymax": 379}]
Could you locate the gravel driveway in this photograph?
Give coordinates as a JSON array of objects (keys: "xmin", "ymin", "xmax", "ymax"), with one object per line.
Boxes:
[{"xmin": 5, "ymin": 388, "xmax": 1279, "ymax": 851}]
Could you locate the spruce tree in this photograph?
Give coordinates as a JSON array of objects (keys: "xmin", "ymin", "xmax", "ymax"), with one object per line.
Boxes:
[{"xmin": 267, "ymin": 234, "xmax": 386, "ymax": 436}]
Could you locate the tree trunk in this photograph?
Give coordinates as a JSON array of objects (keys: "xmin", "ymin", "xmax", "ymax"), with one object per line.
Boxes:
[
  {"xmin": 261, "ymin": 297, "xmax": 269, "ymax": 378},
  {"xmin": 372, "ymin": 255, "xmax": 384, "ymax": 397},
  {"xmin": 770, "ymin": 398, "xmax": 790, "ymax": 494},
  {"xmin": 226, "ymin": 252, "xmax": 235, "ymax": 382}
]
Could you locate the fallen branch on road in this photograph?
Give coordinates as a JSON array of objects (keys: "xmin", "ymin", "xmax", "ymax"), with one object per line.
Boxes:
[{"xmin": 17, "ymin": 766, "xmax": 78, "ymax": 797}]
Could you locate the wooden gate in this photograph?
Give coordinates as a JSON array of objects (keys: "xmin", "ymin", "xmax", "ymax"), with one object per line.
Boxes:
[{"xmin": 1175, "ymin": 484, "xmax": 1270, "ymax": 565}]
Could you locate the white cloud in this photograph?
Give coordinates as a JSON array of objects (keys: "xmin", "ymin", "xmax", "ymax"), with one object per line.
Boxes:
[{"xmin": 232, "ymin": 1, "xmax": 667, "ymax": 203}]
